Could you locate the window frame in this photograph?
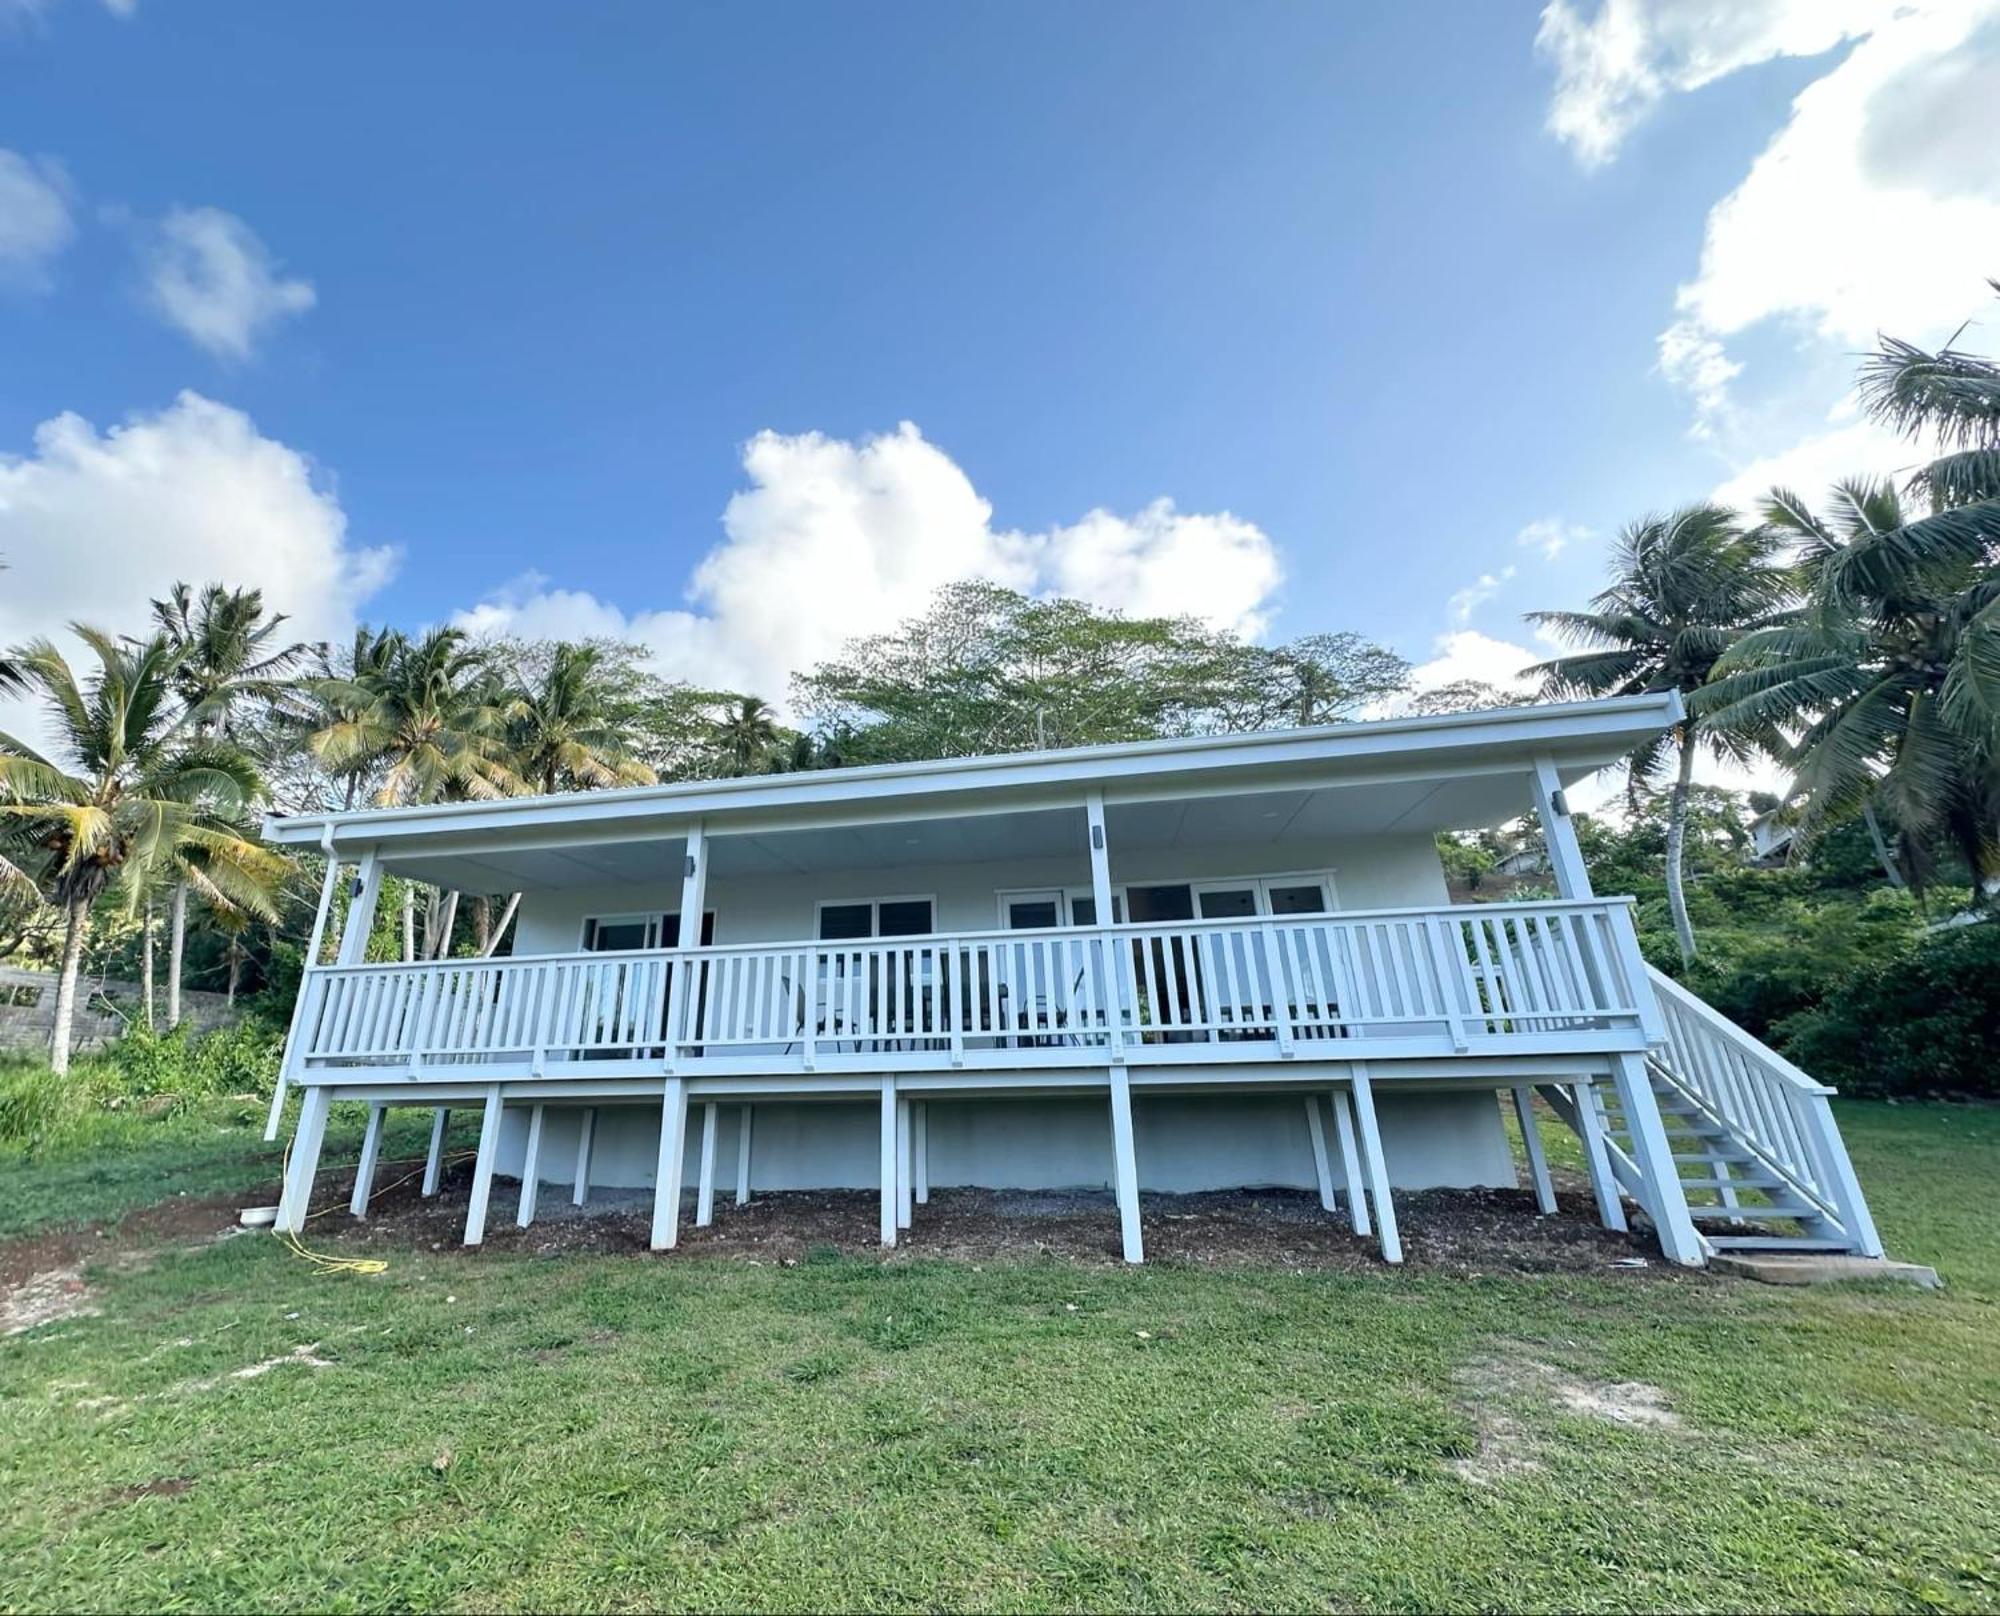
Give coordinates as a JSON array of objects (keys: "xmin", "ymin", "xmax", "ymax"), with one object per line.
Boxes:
[{"xmin": 813, "ymin": 893, "xmax": 938, "ymax": 941}]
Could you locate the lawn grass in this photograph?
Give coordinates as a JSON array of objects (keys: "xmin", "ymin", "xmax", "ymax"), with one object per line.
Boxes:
[{"xmin": 1, "ymin": 1101, "xmax": 1995, "ymax": 1612}]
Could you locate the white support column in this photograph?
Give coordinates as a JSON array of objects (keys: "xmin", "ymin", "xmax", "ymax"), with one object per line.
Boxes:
[
  {"xmin": 1611, "ymin": 1053, "xmax": 1705, "ymax": 1266},
  {"xmin": 349, "ymin": 1102, "xmax": 386, "ymax": 1218},
  {"xmin": 879, "ymin": 1080, "xmax": 899, "ymax": 1248},
  {"xmin": 515, "ymin": 1102, "xmax": 546, "ymax": 1227},
  {"xmin": 1108, "ymin": 1068, "xmax": 1143, "ymax": 1264},
  {"xmin": 650, "ymin": 1078, "xmax": 689, "ymax": 1250},
  {"xmin": 1529, "ymin": 754, "xmax": 1594, "ymax": 900},
  {"xmin": 696, "ymin": 1101, "xmax": 719, "ymax": 1227},
  {"xmin": 895, "ymin": 1095, "xmax": 913, "ymax": 1230},
  {"xmin": 1512, "ymin": 1086, "xmax": 1557, "ymax": 1215},
  {"xmin": 1348, "ymin": 1064, "xmax": 1402, "ymax": 1264},
  {"xmin": 463, "ymin": 1085, "xmax": 506, "ymax": 1247},
  {"xmin": 1553, "ymin": 1081, "xmax": 1627, "ymax": 1233},
  {"xmin": 1084, "ymin": 790, "xmax": 1115, "ymax": 922},
  {"xmin": 269, "ymin": 847, "xmax": 344, "ymax": 1141},
  {"xmin": 913, "ymin": 1101, "xmax": 929, "ymax": 1205},
  {"xmin": 573, "ymin": 1106, "xmax": 597, "ymax": 1206},
  {"xmin": 1330, "ymin": 1088, "xmax": 1371, "ymax": 1237},
  {"xmin": 336, "ymin": 850, "xmax": 386, "ymax": 965},
  {"xmin": 1303, "ymin": 1094, "xmax": 1336, "ymax": 1213},
  {"xmin": 665, "ymin": 823, "xmax": 709, "ymax": 1068},
  {"xmin": 273, "ymin": 1084, "xmax": 331, "ymax": 1235},
  {"xmin": 735, "ymin": 1104, "xmax": 753, "ymax": 1205},
  {"xmin": 421, "ymin": 1107, "xmax": 450, "ymax": 1197}
]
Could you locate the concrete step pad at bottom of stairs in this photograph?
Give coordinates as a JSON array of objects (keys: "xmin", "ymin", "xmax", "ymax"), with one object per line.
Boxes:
[{"xmin": 1708, "ymin": 1248, "xmax": 1942, "ymax": 1286}]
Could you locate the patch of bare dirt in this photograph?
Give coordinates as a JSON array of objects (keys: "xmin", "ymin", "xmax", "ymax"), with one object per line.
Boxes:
[
  {"xmin": 0, "ymin": 1192, "xmax": 250, "ymax": 1296},
  {"xmin": 3, "ymin": 1264, "xmax": 100, "ymax": 1335},
  {"xmin": 1451, "ymin": 1352, "xmax": 1685, "ymax": 1484},
  {"xmin": 103, "ymin": 1477, "xmax": 196, "ymax": 1504}
]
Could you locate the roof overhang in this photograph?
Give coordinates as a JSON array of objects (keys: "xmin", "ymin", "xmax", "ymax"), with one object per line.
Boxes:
[{"xmin": 262, "ymin": 693, "xmax": 1680, "ymax": 881}]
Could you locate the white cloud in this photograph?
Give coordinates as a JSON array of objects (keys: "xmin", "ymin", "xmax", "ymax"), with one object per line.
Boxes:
[
  {"xmin": 0, "ymin": 392, "xmax": 394, "ymax": 746},
  {"xmin": 1516, "ymin": 517, "xmax": 1590, "ymax": 562},
  {"xmin": 455, "ymin": 422, "xmax": 1284, "ymax": 711},
  {"xmin": 1538, "ymin": 0, "xmax": 1888, "ymax": 168},
  {"xmin": 1446, "ymin": 565, "xmax": 1517, "ymax": 625},
  {"xmin": 1408, "ymin": 629, "xmax": 1541, "ymax": 700},
  {"xmin": 0, "ymin": 150, "xmax": 74, "ymax": 291},
  {"xmin": 1709, "ymin": 413, "xmax": 1921, "ymax": 513},
  {"xmin": 146, "ymin": 206, "xmax": 316, "ymax": 359}
]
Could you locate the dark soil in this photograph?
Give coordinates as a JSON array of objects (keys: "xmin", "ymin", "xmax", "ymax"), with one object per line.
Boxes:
[
  {"xmin": 0, "ymin": 1192, "xmax": 251, "ymax": 1292},
  {"xmin": 310, "ymin": 1153, "xmax": 1685, "ymax": 1278}
]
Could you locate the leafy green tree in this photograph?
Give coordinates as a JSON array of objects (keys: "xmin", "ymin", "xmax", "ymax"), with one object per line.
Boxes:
[
  {"xmin": 0, "ymin": 630, "xmax": 284, "ymax": 1073},
  {"xmin": 1526, "ymin": 504, "xmax": 1790, "ymax": 963}
]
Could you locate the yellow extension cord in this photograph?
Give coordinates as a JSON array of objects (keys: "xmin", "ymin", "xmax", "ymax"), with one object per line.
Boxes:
[{"xmin": 275, "ymin": 1138, "xmax": 476, "ymax": 1277}]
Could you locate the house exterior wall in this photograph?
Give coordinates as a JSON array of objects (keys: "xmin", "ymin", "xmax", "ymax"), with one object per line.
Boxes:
[
  {"xmin": 510, "ymin": 831, "xmax": 1452, "ymax": 956},
  {"xmin": 493, "ymin": 1088, "xmax": 1517, "ymax": 1196}
]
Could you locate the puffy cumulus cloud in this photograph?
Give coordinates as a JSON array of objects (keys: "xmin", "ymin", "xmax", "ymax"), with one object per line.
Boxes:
[
  {"xmin": 1408, "ymin": 630, "xmax": 1541, "ymax": 702},
  {"xmin": 0, "ymin": 150, "xmax": 74, "ymax": 290},
  {"xmin": 1709, "ymin": 414, "xmax": 1922, "ymax": 514},
  {"xmin": 147, "ymin": 206, "xmax": 316, "ymax": 359},
  {"xmin": 455, "ymin": 422, "xmax": 1284, "ymax": 711},
  {"xmin": 0, "ymin": 392, "xmax": 394, "ymax": 742},
  {"xmin": 1538, "ymin": 0, "xmax": 1887, "ymax": 167}
]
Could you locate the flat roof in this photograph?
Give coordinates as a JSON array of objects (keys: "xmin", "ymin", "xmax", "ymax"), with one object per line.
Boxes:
[{"xmin": 262, "ymin": 692, "xmax": 1682, "ymax": 853}]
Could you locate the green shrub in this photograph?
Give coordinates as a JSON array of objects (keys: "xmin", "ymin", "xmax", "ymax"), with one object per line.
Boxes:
[
  {"xmin": 102, "ymin": 1023, "xmax": 283, "ymax": 1113},
  {"xmin": 0, "ymin": 1062, "xmax": 91, "ymax": 1149},
  {"xmin": 1775, "ymin": 919, "xmax": 2000, "ymax": 1097}
]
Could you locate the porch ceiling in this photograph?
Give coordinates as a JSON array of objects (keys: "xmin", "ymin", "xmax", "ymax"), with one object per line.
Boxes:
[{"xmin": 376, "ymin": 769, "xmax": 1553, "ymax": 893}]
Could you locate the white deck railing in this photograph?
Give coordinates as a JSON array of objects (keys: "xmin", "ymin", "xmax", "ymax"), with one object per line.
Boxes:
[
  {"xmin": 1646, "ymin": 966, "xmax": 1883, "ymax": 1256},
  {"xmin": 292, "ymin": 898, "xmax": 1658, "ymax": 1075}
]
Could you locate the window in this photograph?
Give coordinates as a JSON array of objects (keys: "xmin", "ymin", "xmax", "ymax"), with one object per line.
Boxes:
[
  {"xmin": 816, "ymin": 896, "xmax": 934, "ymax": 940},
  {"xmin": 580, "ymin": 911, "xmax": 714, "ymax": 951},
  {"xmin": 997, "ymin": 889, "xmax": 1128, "ymax": 928}
]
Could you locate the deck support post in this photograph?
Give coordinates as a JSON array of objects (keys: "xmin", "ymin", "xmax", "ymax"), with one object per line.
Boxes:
[
  {"xmin": 1512, "ymin": 1086, "xmax": 1557, "ymax": 1215},
  {"xmin": 269, "ymin": 846, "xmax": 345, "ymax": 1141},
  {"xmin": 422, "ymin": 1107, "xmax": 449, "ymax": 1196},
  {"xmin": 696, "ymin": 1101, "xmax": 720, "ymax": 1226},
  {"xmin": 1108, "ymin": 1068, "xmax": 1143, "ymax": 1263},
  {"xmin": 879, "ymin": 1080, "xmax": 899, "ymax": 1248},
  {"xmin": 463, "ymin": 1084, "xmax": 505, "ymax": 1247},
  {"xmin": 515, "ymin": 1103, "xmax": 546, "ymax": 1227},
  {"xmin": 913, "ymin": 1101, "xmax": 929, "ymax": 1205},
  {"xmin": 274, "ymin": 1084, "xmax": 330, "ymax": 1235},
  {"xmin": 1564, "ymin": 1081, "xmax": 1627, "ymax": 1232},
  {"xmin": 1529, "ymin": 754, "xmax": 1594, "ymax": 900},
  {"xmin": 895, "ymin": 1095, "xmax": 913, "ymax": 1230},
  {"xmin": 1348, "ymin": 1064, "xmax": 1402, "ymax": 1263},
  {"xmin": 1329, "ymin": 1087, "xmax": 1370, "ymax": 1237},
  {"xmin": 650, "ymin": 1078, "xmax": 689, "ymax": 1250},
  {"xmin": 349, "ymin": 1101, "xmax": 386, "ymax": 1218},
  {"xmin": 1610, "ymin": 1053, "xmax": 1704, "ymax": 1266},
  {"xmin": 1303, "ymin": 1094, "xmax": 1336, "ymax": 1213},
  {"xmin": 573, "ymin": 1106, "xmax": 596, "ymax": 1206},
  {"xmin": 735, "ymin": 1104, "xmax": 752, "ymax": 1205}
]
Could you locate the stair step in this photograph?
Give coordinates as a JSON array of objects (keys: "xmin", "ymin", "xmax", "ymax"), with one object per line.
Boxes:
[
  {"xmin": 1678, "ymin": 1174, "xmax": 1791, "ymax": 1193},
  {"xmin": 1688, "ymin": 1203, "xmax": 1817, "ymax": 1222},
  {"xmin": 1671, "ymin": 1150, "xmax": 1757, "ymax": 1164},
  {"xmin": 1704, "ymin": 1236, "xmax": 1857, "ymax": 1252}
]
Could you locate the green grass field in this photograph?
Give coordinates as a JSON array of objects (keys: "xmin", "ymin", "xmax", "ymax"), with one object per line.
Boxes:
[{"xmin": 2, "ymin": 1101, "xmax": 1996, "ymax": 1612}]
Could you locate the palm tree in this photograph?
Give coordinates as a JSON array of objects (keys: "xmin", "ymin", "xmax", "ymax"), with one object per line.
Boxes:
[
  {"xmin": 504, "ymin": 643, "xmax": 657, "ymax": 795},
  {"xmin": 0, "ymin": 630, "xmax": 284, "ymax": 1073},
  {"xmin": 152, "ymin": 583, "xmax": 316, "ymax": 1026},
  {"xmin": 714, "ymin": 696, "xmax": 779, "ymax": 776},
  {"xmin": 306, "ymin": 627, "xmax": 517, "ymax": 959},
  {"xmin": 1702, "ymin": 301, "xmax": 2000, "ymax": 899},
  {"xmin": 1526, "ymin": 505, "xmax": 1791, "ymax": 964}
]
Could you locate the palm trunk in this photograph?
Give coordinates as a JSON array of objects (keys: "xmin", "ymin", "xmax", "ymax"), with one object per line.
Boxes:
[
  {"xmin": 473, "ymin": 895, "xmax": 492, "ymax": 955},
  {"xmin": 167, "ymin": 880, "xmax": 188, "ymax": 1029},
  {"xmin": 401, "ymin": 883, "xmax": 416, "ymax": 963},
  {"xmin": 482, "ymin": 894, "xmax": 521, "ymax": 957},
  {"xmin": 1664, "ymin": 731, "xmax": 1698, "ymax": 967},
  {"xmin": 225, "ymin": 941, "xmax": 242, "ymax": 1006},
  {"xmin": 49, "ymin": 894, "xmax": 91, "ymax": 1076},
  {"xmin": 1860, "ymin": 802, "xmax": 1907, "ymax": 891},
  {"xmin": 140, "ymin": 901, "xmax": 156, "ymax": 1031},
  {"xmin": 429, "ymin": 891, "xmax": 459, "ymax": 960}
]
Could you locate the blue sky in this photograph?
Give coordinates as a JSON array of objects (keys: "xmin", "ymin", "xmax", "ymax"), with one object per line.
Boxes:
[{"xmin": 3, "ymin": 1, "xmax": 1995, "ymax": 718}]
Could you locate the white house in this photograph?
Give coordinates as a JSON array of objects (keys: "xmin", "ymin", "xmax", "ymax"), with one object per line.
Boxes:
[{"xmin": 260, "ymin": 695, "xmax": 1882, "ymax": 1268}]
